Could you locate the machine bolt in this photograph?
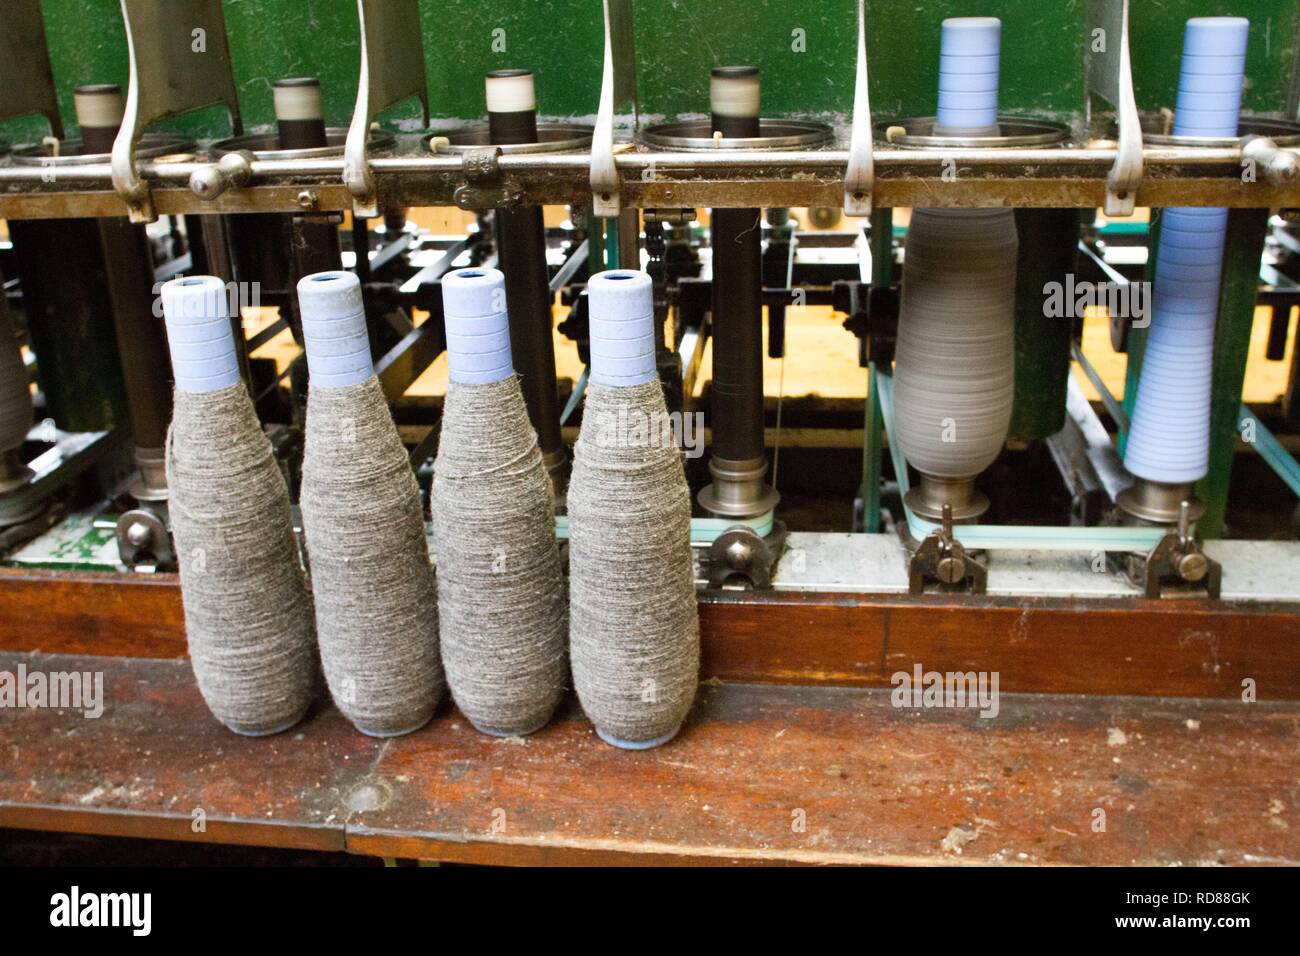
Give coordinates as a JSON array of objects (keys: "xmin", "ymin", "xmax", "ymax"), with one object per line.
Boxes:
[
  {"xmin": 936, "ymin": 554, "xmax": 965, "ymax": 584},
  {"xmin": 125, "ymin": 521, "xmax": 152, "ymax": 549},
  {"xmin": 297, "ymin": 189, "xmax": 319, "ymax": 210},
  {"xmin": 725, "ymin": 537, "xmax": 754, "ymax": 570},
  {"xmin": 1177, "ymin": 550, "xmax": 1209, "ymax": 582}
]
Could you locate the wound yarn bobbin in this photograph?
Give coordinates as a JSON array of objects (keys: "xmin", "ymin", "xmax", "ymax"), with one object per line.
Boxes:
[
  {"xmin": 297, "ymin": 270, "xmax": 443, "ymax": 737},
  {"xmin": 893, "ymin": 18, "xmax": 1017, "ymax": 515},
  {"xmin": 892, "ymin": 208, "xmax": 1019, "ymax": 481},
  {"xmin": 432, "ymin": 267, "xmax": 567, "ymax": 737},
  {"xmin": 568, "ymin": 270, "xmax": 699, "ymax": 749},
  {"xmin": 1125, "ymin": 17, "xmax": 1249, "ymax": 485},
  {"xmin": 162, "ymin": 275, "xmax": 317, "ymax": 736}
]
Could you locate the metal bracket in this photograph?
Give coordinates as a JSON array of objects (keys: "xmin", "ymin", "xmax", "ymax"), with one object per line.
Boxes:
[
  {"xmin": 188, "ymin": 150, "xmax": 254, "ymax": 201},
  {"xmin": 590, "ymin": 0, "xmax": 623, "ymax": 218},
  {"xmin": 843, "ymin": 0, "xmax": 874, "ymax": 216},
  {"xmin": 452, "ymin": 147, "xmax": 522, "ymax": 210},
  {"xmin": 0, "ymin": 0, "xmax": 63, "ymax": 138},
  {"xmin": 1241, "ymin": 135, "xmax": 1300, "ymax": 187},
  {"xmin": 116, "ymin": 506, "xmax": 175, "ymax": 570},
  {"xmin": 906, "ymin": 504, "xmax": 988, "ymax": 595},
  {"xmin": 707, "ymin": 522, "xmax": 787, "ymax": 590},
  {"xmin": 1124, "ymin": 501, "xmax": 1222, "ymax": 599},
  {"xmin": 111, "ymin": 0, "xmax": 241, "ymax": 223},
  {"xmin": 1086, "ymin": 0, "xmax": 1143, "ymax": 217},
  {"xmin": 344, "ymin": 0, "xmax": 429, "ymax": 219}
]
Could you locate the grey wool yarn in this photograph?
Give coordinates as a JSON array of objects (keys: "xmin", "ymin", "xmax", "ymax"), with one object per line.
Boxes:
[
  {"xmin": 161, "ymin": 276, "xmax": 317, "ymax": 736},
  {"xmin": 568, "ymin": 270, "xmax": 699, "ymax": 749},
  {"xmin": 297, "ymin": 271, "xmax": 443, "ymax": 737},
  {"xmin": 434, "ymin": 268, "xmax": 566, "ymax": 736}
]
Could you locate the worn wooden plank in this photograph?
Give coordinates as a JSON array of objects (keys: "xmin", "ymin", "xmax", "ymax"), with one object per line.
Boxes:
[
  {"xmin": 0, "ymin": 653, "xmax": 1295, "ymax": 865},
  {"xmin": 3, "ymin": 567, "xmax": 1298, "ymax": 699},
  {"xmin": 0, "ymin": 568, "xmax": 186, "ymax": 659},
  {"xmin": 0, "ymin": 655, "xmax": 371, "ymax": 853},
  {"xmin": 698, "ymin": 591, "xmax": 1300, "ymax": 699}
]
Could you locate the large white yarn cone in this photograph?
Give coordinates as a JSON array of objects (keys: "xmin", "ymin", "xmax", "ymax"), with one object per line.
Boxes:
[
  {"xmin": 1125, "ymin": 17, "xmax": 1249, "ymax": 485},
  {"xmin": 892, "ymin": 208, "xmax": 1018, "ymax": 480},
  {"xmin": 893, "ymin": 19, "xmax": 1017, "ymax": 486}
]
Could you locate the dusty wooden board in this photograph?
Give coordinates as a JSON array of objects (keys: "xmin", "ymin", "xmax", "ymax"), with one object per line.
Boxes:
[
  {"xmin": 0, "ymin": 652, "xmax": 1296, "ymax": 865},
  {"xmin": 2, "ymin": 568, "xmax": 1298, "ymax": 700}
]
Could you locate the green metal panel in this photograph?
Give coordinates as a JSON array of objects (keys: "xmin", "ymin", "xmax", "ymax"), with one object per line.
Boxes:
[
  {"xmin": 1195, "ymin": 207, "xmax": 1270, "ymax": 538},
  {"xmin": 8, "ymin": 218, "xmax": 127, "ymax": 432},
  {"xmin": 4, "ymin": 0, "xmax": 1296, "ymax": 146},
  {"xmin": 1008, "ymin": 208, "xmax": 1080, "ymax": 441},
  {"xmin": 636, "ymin": 0, "xmax": 1085, "ymax": 121},
  {"xmin": 1129, "ymin": 2, "xmax": 1299, "ymax": 115}
]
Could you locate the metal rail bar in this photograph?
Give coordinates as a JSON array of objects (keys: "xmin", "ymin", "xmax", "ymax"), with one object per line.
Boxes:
[
  {"xmin": 4, "ymin": 143, "xmax": 1290, "ymax": 219},
  {"xmin": 0, "ymin": 144, "xmax": 1269, "ymax": 184}
]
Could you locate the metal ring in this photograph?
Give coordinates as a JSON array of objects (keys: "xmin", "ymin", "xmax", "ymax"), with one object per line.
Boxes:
[
  {"xmin": 424, "ymin": 122, "xmax": 594, "ymax": 155},
  {"xmin": 9, "ymin": 134, "xmax": 194, "ymax": 166},
  {"xmin": 210, "ymin": 127, "xmax": 395, "ymax": 160},
  {"xmin": 1139, "ymin": 112, "xmax": 1300, "ymax": 148},
  {"xmin": 639, "ymin": 119, "xmax": 833, "ymax": 151},
  {"xmin": 874, "ymin": 116, "xmax": 1071, "ymax": 149}
]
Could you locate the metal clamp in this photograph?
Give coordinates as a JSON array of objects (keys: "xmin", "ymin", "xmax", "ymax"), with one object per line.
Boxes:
[
  {"xmin": 1086, "ymin": 0, "xmax": 1143, "ymax": 216},
  {"xmin": 707, "ymin": 522, "xmax": 787, "ymax": 590},
  {"xmin": 452, "ymin": 146, "xmax": 522, "ymax": 210},
  {"xmin": 343, "ymin": 0, "xmax": 428, "ymax": 218},
  {"xmin": 116, "ymin": 507, "xmax": 174, "ymax": 570},
  {"xmin": 906, "ymin": 504, "xmax": 988, "ymax": 595},
  {"xmin": 843, "ymin": 0, "xmax": 874, "ymax": 216},
  {"xmin": 0, "ymin": 0, "xmax": 63, "ymax": 139},
  {"xmin": 1126, "ymin": 500, "xmax": 1221, "ymax": 599},
  {"xmin": 1241, "ymin": 135, "xmax": 1300, "ymax": 186},
  {"xmin": 111, "ymin": 0, "xmax": 242, "ymax": 222},
  {"xmin": 188, "ymin": 150, "xmax": 254, "ymax": 201}
]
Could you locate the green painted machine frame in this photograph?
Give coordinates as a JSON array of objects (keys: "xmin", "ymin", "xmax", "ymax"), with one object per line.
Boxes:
[
  {"xmin": 7, "ymin": 0, "xmax": 1295, "ymax": 142},
  {"xmin": 4, "ymin": 0, "xmax": 1299, "ymax": 542}
]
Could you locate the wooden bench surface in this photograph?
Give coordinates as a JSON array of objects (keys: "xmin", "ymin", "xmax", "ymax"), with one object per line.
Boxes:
[{"xmin": 2, "ymin": 651, "xmax": 1296, "ymax": 865}]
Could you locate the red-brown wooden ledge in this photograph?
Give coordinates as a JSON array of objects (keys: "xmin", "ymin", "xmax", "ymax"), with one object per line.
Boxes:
[{"xmin": 2, "ymin": 567, "xmax": 1298, "ymax": 699}]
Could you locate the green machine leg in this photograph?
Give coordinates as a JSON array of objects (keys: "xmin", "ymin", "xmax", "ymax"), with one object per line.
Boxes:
[
  {"xmin": 858, "ymin": 210, "xmax": 892, "ymax": 533},
  {"xmin": 1008, "ymin": 209, "xmax": 1081, "ymax": 441},
  {"xmin": 1195, "ymin": 207, "xmax": 1271, "ymax": 539},
  {"xmin": 602, "ymin": 215, "xmax": 620, "ymax": 272}
]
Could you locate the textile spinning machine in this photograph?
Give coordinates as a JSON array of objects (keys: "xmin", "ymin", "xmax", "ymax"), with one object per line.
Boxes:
[{"xmin": 0, "ymin": 0, "xmax": 1298, "ymax": 870}]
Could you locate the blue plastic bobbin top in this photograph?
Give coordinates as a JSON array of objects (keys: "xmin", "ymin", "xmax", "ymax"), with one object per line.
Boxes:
[
  {"xmin": 160, "ymin": 275, "xmax": 241, "ymax": 394},
  {"xmin": 440, "ymin": 267, "xmax": 514, "ymax": 386},
  {"xmin": 936, "ymin": 16, "xmax": 1001, "ymax": 135},
  {"xmin": 586, "ymin": 270, "xmax": 657, "ymax": 388},
  {"xmin": 296, "ymin": 270, "xmax": 374, "ymax": 389},
  {"xmin": 1173, "ymin": 17, "xmax": 1249, "ymax": 138}
]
